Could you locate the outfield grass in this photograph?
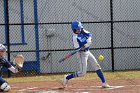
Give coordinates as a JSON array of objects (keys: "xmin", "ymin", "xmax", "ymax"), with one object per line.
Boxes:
[{"xmin": 5, "ymin": 70, "xmax": 140, "ymax": 83}]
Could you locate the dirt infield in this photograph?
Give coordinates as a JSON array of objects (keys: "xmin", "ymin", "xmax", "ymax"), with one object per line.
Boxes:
[{"xmin": 9, "ymin": 79, "xmax": 140, "ymax": 93}]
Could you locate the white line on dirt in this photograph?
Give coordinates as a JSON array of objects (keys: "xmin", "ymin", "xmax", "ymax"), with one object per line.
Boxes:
[
  {"xmin": 18, "ymin": 87, "xmax": 39, "ymax": 91},
  {"xmin": 27, "ymin": 87, "xmax": 38, "ymax": 90},
  {"xmin": 16, "ymin": 84, "xmax": 140, "ymax": 92}
]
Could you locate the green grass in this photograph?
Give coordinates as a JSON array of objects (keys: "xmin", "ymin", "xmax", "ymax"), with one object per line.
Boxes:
[{"xmin": 5, "ymin": 70, "xmax": 140, "ymax": 83}]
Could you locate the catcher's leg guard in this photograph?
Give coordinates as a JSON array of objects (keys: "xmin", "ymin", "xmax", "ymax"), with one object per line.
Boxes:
[
  {"xmin": 0, "ymin": 82, "xmax": 11, "ymax": 92},
  {"xmin": 0, "ymin": 77, "xmax": 10, "ymax": 92}
]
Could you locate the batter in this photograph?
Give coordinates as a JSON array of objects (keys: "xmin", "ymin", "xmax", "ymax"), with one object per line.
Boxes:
[{"xmin": 63, "ymin": 21, "xmax": 110, "ymax": 88}]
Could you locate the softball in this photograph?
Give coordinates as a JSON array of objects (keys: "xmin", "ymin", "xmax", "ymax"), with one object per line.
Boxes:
[{"xmin": 98, "ymin": 55, "xmax": 104, "ymax": 61}]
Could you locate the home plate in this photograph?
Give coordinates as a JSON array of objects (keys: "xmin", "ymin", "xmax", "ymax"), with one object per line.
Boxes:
[
  {"xmin": 90, "ymin": 86, "xmax": 124, "ymax": 90},
  {"xmin": 69, "ymin": 85, "xmax": 125, "ymax": 91}
]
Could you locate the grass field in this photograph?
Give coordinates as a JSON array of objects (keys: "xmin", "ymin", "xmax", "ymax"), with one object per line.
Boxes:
[{"xmin": 5, "ymin": 70, "xmax": 140, "ymax": 83}]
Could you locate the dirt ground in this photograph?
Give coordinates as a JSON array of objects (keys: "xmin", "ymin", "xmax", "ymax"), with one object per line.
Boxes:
[{"xmin": 9, "ymin": 79, "xmax": 140, "ymax": 93}]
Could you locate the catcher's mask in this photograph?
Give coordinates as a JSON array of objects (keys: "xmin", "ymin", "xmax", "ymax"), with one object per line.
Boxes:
[{"xmin": 0, "ymin": 44, "xmax": 7, "ymax": 52}]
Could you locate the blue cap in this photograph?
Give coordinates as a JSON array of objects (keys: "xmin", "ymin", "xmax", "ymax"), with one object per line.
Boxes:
[{"xmin": 71, "ymin": 21, "xmax": 83, "ymax": 32}]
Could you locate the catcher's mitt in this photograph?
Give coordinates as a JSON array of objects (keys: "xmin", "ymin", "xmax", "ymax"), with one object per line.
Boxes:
[{"xmin": 13, "ymin": 54, "xmax": 24, "ymax": 68}]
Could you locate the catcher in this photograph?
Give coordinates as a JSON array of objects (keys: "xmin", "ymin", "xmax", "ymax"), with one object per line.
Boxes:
[{"xmin": 0, "ymin": 44, "xmax": 24, "ymax": 92}]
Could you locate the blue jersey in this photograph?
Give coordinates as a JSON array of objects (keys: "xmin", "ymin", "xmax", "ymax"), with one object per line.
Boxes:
[
  {"xmin": 0, "ymin": 58, "xmax": 12, "ymax": 76},
  {"xmin": 72, "ymin": 29, "xmax": 92, "ymax": 50}
]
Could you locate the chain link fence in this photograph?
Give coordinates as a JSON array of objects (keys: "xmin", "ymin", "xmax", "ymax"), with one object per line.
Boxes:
[{"xmin": 0, "ymin": 0, "xmax": 140, "ymax": 77}]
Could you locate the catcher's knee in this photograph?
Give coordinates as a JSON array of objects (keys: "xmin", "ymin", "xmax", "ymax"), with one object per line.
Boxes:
[{"xmin": 0, "ymin": 82, "xmax": 11, "ymax": 92}]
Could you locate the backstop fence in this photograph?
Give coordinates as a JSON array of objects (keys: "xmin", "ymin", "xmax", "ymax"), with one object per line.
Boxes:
[{"xmin": 0, "ymin": 0, "xmax": 140, "ymax": 77}]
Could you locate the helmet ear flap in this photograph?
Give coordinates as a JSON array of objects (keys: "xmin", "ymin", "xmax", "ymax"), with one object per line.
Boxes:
[
  {"xmin": 73, "ymin": 29, "xmax": 76, "ymax": 32},
  {"xmin": 73, "ymin": 29, "xmax": 77, "ymax": 34}
]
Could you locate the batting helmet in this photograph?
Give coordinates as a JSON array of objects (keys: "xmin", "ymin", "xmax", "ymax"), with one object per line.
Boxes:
[
  {"xmin": 0, "ymin": 44, "xmax": 7, "ymax": 51},
  {"xmin": 71, "ymin": 21, "xmax": 83, "ymax": 32}
]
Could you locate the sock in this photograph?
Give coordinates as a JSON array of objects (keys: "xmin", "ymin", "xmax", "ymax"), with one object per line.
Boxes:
[
  {"xmin": 66, "ymin": 72, "xmax": 78, "ymax": 80},
  {"xmin": 66, "ymin": 74, "xmax": 74, "ymax": 80},
  {"xmin": 96, "ymin": 69, "xmax": 106, "ymax": 83}
]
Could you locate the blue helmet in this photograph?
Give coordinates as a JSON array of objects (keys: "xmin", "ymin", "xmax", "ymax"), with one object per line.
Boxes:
[{"xmin": 71, "ymin": 21, "xmax": 83, "ymax": 32}]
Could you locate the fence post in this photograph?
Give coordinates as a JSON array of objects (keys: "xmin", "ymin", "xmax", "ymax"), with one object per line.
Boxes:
[
  {"xmin": 110, "ymin": 0, "xmax": 115, "ymax": 72},
  {"xmin": 5, "ymin": 0, "xmax": 11, "ymax": 77},
  {"xmin": 33, "ymin": 0, "xmax": 40, "ymax": 72}
]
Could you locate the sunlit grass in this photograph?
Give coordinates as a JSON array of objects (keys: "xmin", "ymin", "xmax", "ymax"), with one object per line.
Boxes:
[{"xmin": 5, "ymin": 70, "xmax": 140, "ymax": 83}]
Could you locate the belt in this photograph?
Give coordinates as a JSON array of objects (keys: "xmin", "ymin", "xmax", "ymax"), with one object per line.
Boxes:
[{"xmin": 83, "ymin": 49, "xmax": 89, "ymax": 52}]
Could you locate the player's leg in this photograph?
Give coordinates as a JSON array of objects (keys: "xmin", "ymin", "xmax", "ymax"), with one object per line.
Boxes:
[
  {"xmin": 88, "ymin": 51, "xmax": 110, "ymax": 88},
  {"xmin": 0, "ymin": 77, "xmax": 11, "ymax": 92},
  {"xmin": 63, "ymin": 51, "xmax": 88, "ymax": 87}
]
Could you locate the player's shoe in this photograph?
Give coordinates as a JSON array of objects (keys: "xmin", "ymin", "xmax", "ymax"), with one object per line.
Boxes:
[
  {"xmin": 102, "ymin": 83, "xmax": 110, "ymax": 88},
  {"xmin": 63, "ymin": 75, "xmax": 68, "ymax": 88}
]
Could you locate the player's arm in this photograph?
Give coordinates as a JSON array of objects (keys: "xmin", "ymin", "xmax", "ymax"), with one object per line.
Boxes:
[
  {"xmin": 72, "ymin": 34, "xmax": 80, "ymax": 49},
  {"xmin": 8, "ymin": 66, "xmax": 19, "ymax": 73},
  {"xmin": 84, "ymin": 33, "xmax": 92, "ymax": 48},
  {"xmin": 1, "ymin": 58, "xmax": 19, "ymax": 73}
]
